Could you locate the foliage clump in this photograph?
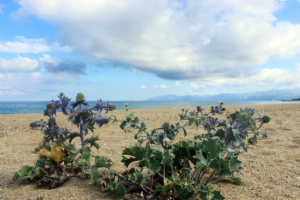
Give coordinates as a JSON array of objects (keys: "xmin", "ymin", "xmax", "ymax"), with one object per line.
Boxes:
[
  {"xmin": 14, "ymin": 92, "xmax": 117, "ymax": 189},
  {"xmin": 14, "ymin": 99, "xmax": 271, "ymax": 199},
  {"xmin": 111, "ymin": 102, "xmax": 271, "ymax": 199}
]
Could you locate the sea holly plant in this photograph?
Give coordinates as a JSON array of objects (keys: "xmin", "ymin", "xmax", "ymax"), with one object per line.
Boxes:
[
  {"xmin": 113, "ymin": 103, "xmax": 271, "ymax": 199},
  {"xmin": 14, "ymin": 92, "xmax": 117, "ymax": 189}
]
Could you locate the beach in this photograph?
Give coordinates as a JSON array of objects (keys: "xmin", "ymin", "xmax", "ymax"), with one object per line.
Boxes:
[{"xmin": 0, "ymin": 103, "xmax": 299, "ymax": 200}]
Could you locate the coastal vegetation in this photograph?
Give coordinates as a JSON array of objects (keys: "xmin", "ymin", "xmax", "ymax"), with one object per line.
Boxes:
[{"xmin": 13, "ymin": 93, "xmax": 271, "ymax": 199}]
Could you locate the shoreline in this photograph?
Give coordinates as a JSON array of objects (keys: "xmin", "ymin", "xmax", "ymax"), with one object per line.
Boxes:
[
  {"xmin": 0, "ymin": 103, "xmax": 299, "ymax": 199},
  {"xmin": 1, "ymin": 101, "xmax": 300, "ymax": 115}
]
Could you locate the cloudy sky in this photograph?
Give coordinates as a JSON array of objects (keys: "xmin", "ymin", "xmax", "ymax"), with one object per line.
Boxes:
[{"xmin": 0, "ymin": 0, "xmax": 300, "ymax": 101}]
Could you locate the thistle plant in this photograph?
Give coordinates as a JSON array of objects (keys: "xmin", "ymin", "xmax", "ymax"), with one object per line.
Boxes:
[
  {"xmin": 114, "ymin": 103, "xmax": 271, "ymax": 199},
  {"xmin": 14, "ymin": 93, "xmax": 117, "ymax": 188}
]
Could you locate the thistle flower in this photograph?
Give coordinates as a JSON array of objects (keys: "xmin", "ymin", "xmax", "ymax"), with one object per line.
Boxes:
[
  {"xmin": 72, "ymin": 93, "xmax": 88, "ymax": 108},
  {"xmin": 162, "ymin": 121, "xmax": 170, "ymax": 130},
  {"xmin": 126, "ymin": 116, "xmax": 133, "ymax": 122},
  {"xmin": 76, "ymin": 92, "xmax": 85, "ymax": 101},
  {"xmin": 241, "ymin": 112, "xmax": 249, "ymax": 120},
  {"xmin": 124, "ymin": 103, "xmax": 128, "ymax": 107},
  {"xmin": 94, "ymin": 112, "xmax": 109, "ymax": 127},
  {"xmin": 48, "ymin": 117, "xmax": 56, "ymax": 124},
  {"xmin": 44, "ymin": 100, "xmax": 60, "ymax": 116},
  {"xmin": 46, "ymin": 102, "xmax": 56, "ymax": 110},
  {"xmin": 109, "ymin": 104, "xmax": 116, "ymax": 111},
  {"xmin": 58, "ymin": 95, "xmax": 71, "ymax": 115},
  {"xmin": 261, "ymin": 115, "xmax": 271, "ymax": 123},
  {"xmin": 257, "ymin": 110, "xmax": 271, "ymax": 124},
  {"xmin": 197, "ymin": 106, "xmax": 202, "ymax": 112},
  {"xmin": 60, "ymin": 92, "xmax": 64, "ymax": 97},
  {"xmin": 29, "ymin": 121, "xmax": 43, "ymax": 129}
]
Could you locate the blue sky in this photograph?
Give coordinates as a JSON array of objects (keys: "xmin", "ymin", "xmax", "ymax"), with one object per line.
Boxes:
[{"xmin": 0, "ymin": 0, "xmax": 300, "ymax": 101}]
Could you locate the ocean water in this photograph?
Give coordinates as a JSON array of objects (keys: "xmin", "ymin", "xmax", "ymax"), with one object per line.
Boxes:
[{"xmin": 0, "ymin": 100, "xmax": 299, "ymax": 114}]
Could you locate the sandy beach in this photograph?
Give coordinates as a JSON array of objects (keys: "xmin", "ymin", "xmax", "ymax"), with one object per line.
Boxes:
[{"xmin": 0, "ymin": 103, "xmax": 299, "ymax": 200}]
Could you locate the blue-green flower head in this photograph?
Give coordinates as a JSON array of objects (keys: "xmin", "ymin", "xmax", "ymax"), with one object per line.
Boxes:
[
  {"xmin": 46, "ymin": 102, "xmax": 56, "ymax": 110},
  {"xmin": 76, "ymin": 92, "xmax": 85, "ymax": 101},
  {"xmin": 109, "ymin": 104, "xmax": 116, "ymax": 111},
  {"xmin": 162, "ymin": 121, "xmax": 170, "ymax": 130},
  {"xmin": 197, "ymin": 106, "xmax": 202, "ymax": 112},
  {"xmin": 241, "ymin": 112, "xmax": 249, "ymax": 120},
  {"xmin": 48, "ymin": 117, "xmax": 56, "ymax": 124},
  {"xmin": 126, "ymin": 116, "xmax": 133, "ymax": 122},
  {"xmin": 262, "ymin": 115, "xmax": 271, "ymax": 123}
]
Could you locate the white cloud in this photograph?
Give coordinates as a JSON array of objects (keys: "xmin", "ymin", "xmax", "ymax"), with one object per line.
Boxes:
[
  {"xmin": 0, "ymin": 36, "xmax": 70, "ymax": 53},
  {"xmin": 0, "ymin": 4, "xmax": 4, "ymax": 14},
  {"xmin": 190, "ymin": 83, "xmax": 205, "ymax": 90},
  {"xmin": 175, "ymin": 81, "xmax": 182, "ymax": 86},
  {"xmin": 0, "ymin": 56, "xmax": 39, "ymax": 73},
  {"xmin": 30, "ymin": 72, "xmax": 42, "ymax": 79},
  {"xmin": 140, "ymin": 85, "xmax": 146, "ymax": 89},
  {"xmin": 154, "ymin": 84, "xmax": 168, "ymax": 89},
  {"xmin": 12, "ymin": 0, "xmax": 300, "ymax": 84}
]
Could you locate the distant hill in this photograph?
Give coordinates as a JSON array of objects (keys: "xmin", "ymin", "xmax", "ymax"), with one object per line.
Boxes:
[{"xmin": 146, "ymin": 89, "xmax": 300, "ymax": 101}]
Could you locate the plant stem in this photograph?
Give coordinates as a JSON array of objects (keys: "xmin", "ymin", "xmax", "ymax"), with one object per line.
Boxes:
[
  {"xmin": 150, "ymin": 174, "xmax": 153, "ymax": 191},
  {"xmin": 79, "ymin": 104, "xmax": 85, "ymax": 173},
  {"xmin": 167, "ymin": 121, "xmax": 189, "ymax": 146},
  {"xmin": 204, "ymin": 171, "xmax": 216, "ymax": 186},
  {"xmin": 163, "ymin": 164, "xmax": 166, "ymax": 186},
  {"xmin": 206, "ymin": 121, "xmax": 216, "ymax": 131},
  {"xmin": 66, "ymin": 106, "xmax": 77, "ymax": 113},
  {"xmin": 207, "ymin": 177, "xmax": 221, "ymax": 185}
]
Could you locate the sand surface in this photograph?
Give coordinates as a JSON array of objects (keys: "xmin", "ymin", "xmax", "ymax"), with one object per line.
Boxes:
[{"xmin": 0, "ymin": 104, "xmax": 299, "ymax": 200}]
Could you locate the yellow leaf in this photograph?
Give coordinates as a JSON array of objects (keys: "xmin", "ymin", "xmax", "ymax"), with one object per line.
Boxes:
[{"xmin": 38, "ymin": 142, "xmax": 64, "ymax": 163}]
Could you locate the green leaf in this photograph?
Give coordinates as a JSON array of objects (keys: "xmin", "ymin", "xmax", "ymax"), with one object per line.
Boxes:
[
  {"xmin": 68, "ymin": 143, "xmax": 80, "ymax": 154},
  {"xmin": 202, "ymin": 138, "xmax": 226, "ymax": 159},
  {"xmin": 215, "ymin": 129, "xmax": 225, "ymax": 141},
  {"xmin": 27, "ymin": 169, "xmax": 35, "ymax": 181},
  {"xmin": 230, "ymin": 156, "xmax": 243, "ymax": 172},
  {"xmin": 174, "ymin": 185, "xmax": 194, "ymax": 200},
  {"xmin": 94, "ymin": 156, "xmax": 112, "ymax": 169},
  {"xmin": 66, "ymin": 132, "xmax": 81, "ymax": 143},
  {"xmin": 122, "ymin": 145, "xmax": 147, "ymax": 160},
  {"xmin": 127, "ymin": 170, "xmax": 146, "ymax": 185},
  {"xmin": 231, "ymin": 176, "xmax": 242, "ymax": 186},
  {"xmin": 148, "ymin": 157, "xmax": 161, "ymax": 175},
  {"xmin": 217, "ymin": 158, "xmax": 232, "ymax": 179},
  {"xmin": 87, "ymin": 168, "xmax": 102, "ymax": 186},
  {"xmin": 212, "ymin": 191, "xmax": 225, "ymax": 200},
  {"xmin": 13, "ymin": 166, "xmax": 33, "ymax": 182},
  {"xmin": 75, "ymin": 152, "xmax": 91, "ymax": 167},
  {"xmin": 139, "ymin": 159, "xmax": 150, "ymax": 168},
  {"xmin": 161, "ymin": 150, "xmax": 173, "ymax": 166},
  {"xmin": 184, "ymin": 173, "xmax": 194, "ymax": 186},
  {"xmin": 83, "ymin": 135, "xmax": 100, "ymax": 150},
  {"xmin": 105, "ymin": 182, "xmax": 126, "ymax": 196},
  {"xmin": 121, "ymin": 156, "xmax": 138, "ymax": 167},
  {"xmin": 35, "ymin": 167, "xmax": 47, "ymax": 177},
  {"xmin": 193, "ymin": 150, "xmax": 209, "ymax": 168},
  {"xmin": 155, "ymin": 186, "xmax": 164, "ymax": 196}
]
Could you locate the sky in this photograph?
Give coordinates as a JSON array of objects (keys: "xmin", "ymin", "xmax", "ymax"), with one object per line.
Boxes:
[{"xmin": 0, "ymin": 0, "xmax": 300, "ymax": 101}]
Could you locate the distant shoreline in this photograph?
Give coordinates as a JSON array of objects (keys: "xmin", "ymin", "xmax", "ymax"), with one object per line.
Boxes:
[{"xmin": 281, "ymin": 98, "xmax": 300, "ymax": 101}]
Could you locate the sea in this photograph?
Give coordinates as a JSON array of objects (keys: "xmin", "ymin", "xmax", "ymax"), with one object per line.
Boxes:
[{"xmin": 0, "ymin": 100, "xmax": 299, "ymax": 114}]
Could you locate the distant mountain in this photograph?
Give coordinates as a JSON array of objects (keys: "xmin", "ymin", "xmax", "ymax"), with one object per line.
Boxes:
[{"xmin": 146, "ymin": 89, "xmax": 300, "ymax": 101}]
